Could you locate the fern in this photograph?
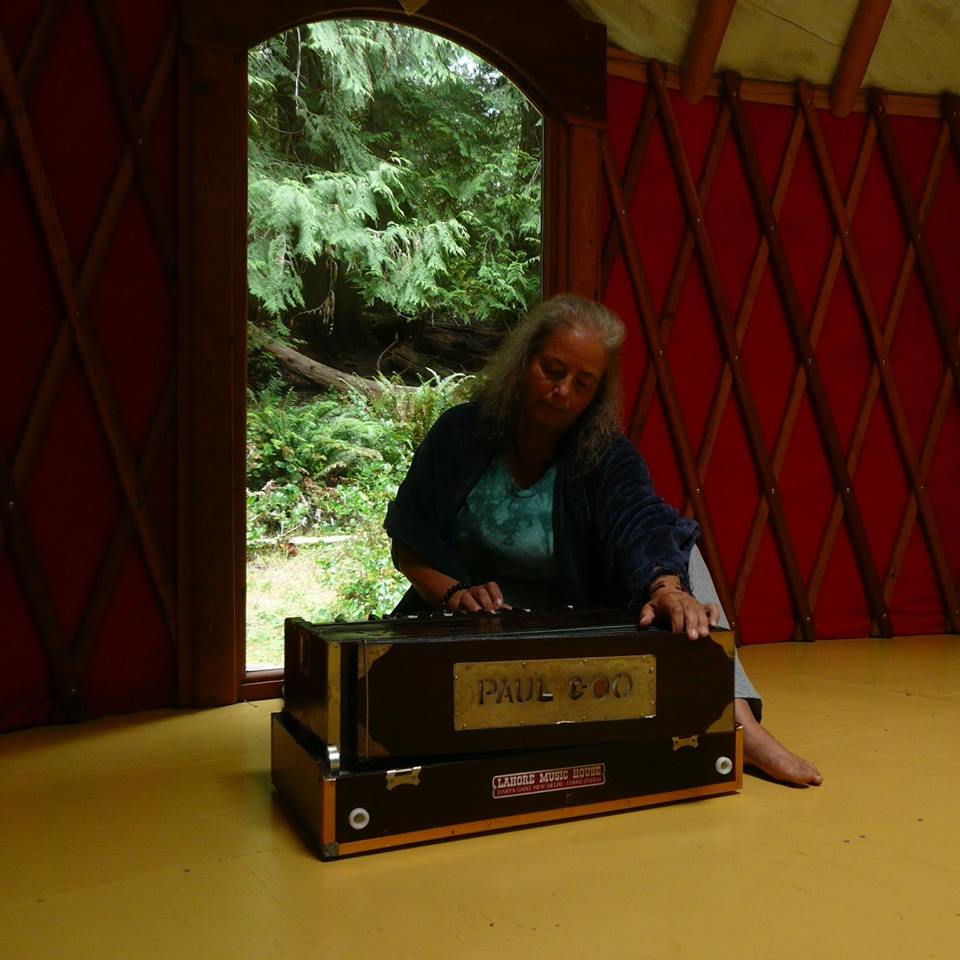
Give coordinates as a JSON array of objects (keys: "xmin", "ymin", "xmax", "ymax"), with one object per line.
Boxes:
[{"xmin": 247, "ymin": 376, "xmax": 470, "ymax": 540}]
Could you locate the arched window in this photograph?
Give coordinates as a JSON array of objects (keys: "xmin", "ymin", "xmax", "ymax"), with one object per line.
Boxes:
[{"xmin": 178, "ymin": 0, "xmax": 607, "ymax": 703}]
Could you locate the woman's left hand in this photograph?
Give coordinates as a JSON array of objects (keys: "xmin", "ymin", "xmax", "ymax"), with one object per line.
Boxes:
[{"xmin": 637, "ymin": 588, "xmax": 719, "ymax": 640}]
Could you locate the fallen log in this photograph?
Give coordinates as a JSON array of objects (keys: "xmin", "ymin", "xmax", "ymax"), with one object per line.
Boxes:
[{"xmin": 250, "ymin": 326, "xmax": 415, "ymax": 396}]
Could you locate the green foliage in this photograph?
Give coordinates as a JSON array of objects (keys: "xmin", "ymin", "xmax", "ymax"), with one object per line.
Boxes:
[
  {"xmin": 246, "ymin": 374, "xmax": 471, "ymax": 547},
  {"xmin": 367, "ymin": 370, "xmax": 473, "ymax": 450},
  {"xmin": 246, "ymin": 533, "xmax": 409, "ymax": 667},
  {"xmin": 310, "ymin": 529, "xmax": 408, "ymax": 621},
  {"xmin": 247, "ymin": 20, "xmax": 541, "ymax": 332},
  {"xmin": 246, "ymin": 377, "xmax": 472, "ymax": 640},
  {"xmin": 246, "ymin": 481, "xmax": 320, "ymax": 543}
]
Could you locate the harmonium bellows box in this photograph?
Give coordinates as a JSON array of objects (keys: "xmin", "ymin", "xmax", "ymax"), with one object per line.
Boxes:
[{"xmin": 271, "ymin": 609, "xmax": 742, "ymax": 859}]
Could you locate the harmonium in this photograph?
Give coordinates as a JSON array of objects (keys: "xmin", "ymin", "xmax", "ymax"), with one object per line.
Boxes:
[{"xmin": 271, "ymin": 609, "xmax": 742, "ymax": 860}]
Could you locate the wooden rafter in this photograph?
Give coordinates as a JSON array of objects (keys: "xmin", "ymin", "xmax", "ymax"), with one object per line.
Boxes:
[
  {"xmin": 723, "ymin": 71, "xmax": 892, "ymax": 636},
  {"xmin": 610, "ymin": 49, "xmax": 945, "ymax": 120},
  {"xmin": 830, "ymin": 0, "xmax": 892, "ymax": 119},
  {"xmin": 601, "ymin": 134, "xmax": 739, "ymax": 635},
  {"xmin": 681, "ymin": 0, "xmax": 737, "ymax": 106}
]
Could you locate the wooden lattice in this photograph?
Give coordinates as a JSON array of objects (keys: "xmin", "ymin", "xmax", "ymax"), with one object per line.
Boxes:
[
  {"xmin": 3, "ymin": 2, "xmax": 959, "ymax": 731},
  {"xmin": 602, "ymin": 63, "xmax": 960, "ymax": 644},
  {"xmin": 0, "ymin": 0, "xmax": 177, "ymax": 727}
]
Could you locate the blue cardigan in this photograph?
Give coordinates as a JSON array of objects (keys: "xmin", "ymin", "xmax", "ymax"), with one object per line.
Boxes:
[{"xmin": 384, "ymin": 403, "xmax": 699, "ymax": 613}]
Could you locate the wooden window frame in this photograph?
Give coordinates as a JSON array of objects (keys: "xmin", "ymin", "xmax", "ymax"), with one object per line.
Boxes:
[{"xmin": 177, "ymin": 0, "xmax": 607, "ymax": 705}]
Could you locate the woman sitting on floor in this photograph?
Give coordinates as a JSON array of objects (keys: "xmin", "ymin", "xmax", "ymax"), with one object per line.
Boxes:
[{"xmin": 384, "ymin": 293, "xmax": 821, "ymax": 786}]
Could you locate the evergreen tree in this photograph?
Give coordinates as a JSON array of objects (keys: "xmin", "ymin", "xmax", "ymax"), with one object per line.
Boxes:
[{"xmin": 247, "ymin": 20, "xmax": 542, "ymax": 341}]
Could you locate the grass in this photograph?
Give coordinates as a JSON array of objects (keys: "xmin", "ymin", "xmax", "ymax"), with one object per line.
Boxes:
[{"xmin": 245, "ymin": 529, "xmax": 409, "ymax": 670}]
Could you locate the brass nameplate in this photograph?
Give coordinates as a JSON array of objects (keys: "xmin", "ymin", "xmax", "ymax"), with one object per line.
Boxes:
[{"xmin": 453, "ymin": 656, "xmax": 656, "ymax": 731}]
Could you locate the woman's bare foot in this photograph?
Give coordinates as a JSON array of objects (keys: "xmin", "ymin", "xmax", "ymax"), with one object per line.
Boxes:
[{"xmin": 735, "ymin": 698, "xmax": 823, "ymax": 787}]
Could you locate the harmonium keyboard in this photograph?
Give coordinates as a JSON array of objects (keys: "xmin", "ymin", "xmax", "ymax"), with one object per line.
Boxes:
[{"xmin": 271, "ymin": 609, "xmax": 742, "ymax": 860}]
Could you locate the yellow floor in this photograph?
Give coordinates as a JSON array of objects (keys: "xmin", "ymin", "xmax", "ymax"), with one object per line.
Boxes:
[{"xmin": 1, "ymin": 636, "xmax": 958, "ymax": 960}]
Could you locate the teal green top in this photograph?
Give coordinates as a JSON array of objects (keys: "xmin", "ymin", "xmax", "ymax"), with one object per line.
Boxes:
[{"xmin": 452, "ymin": 453, "xmax": 557, "ymax": 609}]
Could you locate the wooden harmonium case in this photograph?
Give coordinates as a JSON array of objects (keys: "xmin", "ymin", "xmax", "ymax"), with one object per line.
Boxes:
[{"xmin": 272, "ymin": 609, "xmax": 741, "ymax": 860}]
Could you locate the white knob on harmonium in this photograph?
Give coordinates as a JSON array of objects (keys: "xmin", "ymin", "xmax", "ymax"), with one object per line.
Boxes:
[{"xmin": 348, "ymin": 807, "xmax": 371, "ymax": 830}]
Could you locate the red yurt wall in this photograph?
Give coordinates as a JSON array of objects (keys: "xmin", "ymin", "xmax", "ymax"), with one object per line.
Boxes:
[
  {"xmin": 0, "ymin": 0, "xmax": 178, "ymax": 730},
  {"xmin": 602, "ymin": 61, "xmax": 960, "ymax": 645},
  {"xmin": 2, "ymin": 0, "xmax": 958, "ymax": 734}
]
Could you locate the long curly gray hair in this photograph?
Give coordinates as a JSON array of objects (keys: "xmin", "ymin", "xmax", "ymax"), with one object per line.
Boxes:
[{"xmin": 474, "ymin": 294, "xmax": 626, "ymax": 469}]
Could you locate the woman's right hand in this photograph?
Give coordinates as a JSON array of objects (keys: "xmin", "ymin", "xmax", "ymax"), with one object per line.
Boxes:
[{"xmin": 446, "ymin": 581, "xmax": 512, "ymax": 614}]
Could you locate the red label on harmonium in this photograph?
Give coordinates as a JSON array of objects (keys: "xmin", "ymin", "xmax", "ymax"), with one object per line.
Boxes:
[{"xmin": 491, "ymin": 763, "xmax": 606, "ymax": 799}]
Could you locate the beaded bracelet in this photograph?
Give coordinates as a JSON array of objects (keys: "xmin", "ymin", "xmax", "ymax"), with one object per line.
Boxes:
[{"xmin": 440, "ymin": 581, "xmax": 470, "ymax": 611}]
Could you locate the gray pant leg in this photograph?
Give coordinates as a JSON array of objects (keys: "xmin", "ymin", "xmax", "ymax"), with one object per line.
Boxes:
[{"xmin": 688, "ymin": 546, "xmax": 762, "ymax": 719}]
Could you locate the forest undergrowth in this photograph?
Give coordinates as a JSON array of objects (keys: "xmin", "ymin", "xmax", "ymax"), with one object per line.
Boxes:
[{"xmin": 245, "ymin": 374, "xmax": 470, "ymax": 668}]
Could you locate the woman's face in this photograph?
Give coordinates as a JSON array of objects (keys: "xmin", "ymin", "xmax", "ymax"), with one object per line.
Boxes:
[{"xmin": 520, "ymin": 323, "xmax": 607, "ymax": 437}]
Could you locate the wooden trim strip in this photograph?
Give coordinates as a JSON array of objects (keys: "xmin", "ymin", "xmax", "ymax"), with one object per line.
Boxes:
[
  {"xmin": 723, "ymin": 71, "xmax": 891, "ymax": 636},
  {"xmin": 681, "ymin": 0, "xmax": 737, "ymax": 106},
  {"xmin": 89, "ymin": 0, "xmax": 177, "ymax": 283},
  {"xmin": 830, "ymin": 0, "xmax": 893, "ymax": 119},
  {"xmin": 601, "ymin": 88, "xmax": 657, "ymax": 291},
  {"xmin": 870, "ymin": 90, "xmax": 960, "ymax": 403},
  {"xmin": 176, "ymin": 47, "xmax": 194, "ymax": 706},
  {"xmin": 650, "ymin": 62, "xmax": 815, "ymax": 641},
  {"xmin": 239, "ymin": 673, "xmax": 283, "ymax": 701},
  {"xmin": 177, "ymin": 45, "xmax": 248, "ymax": 707},
  {"xmin": 321, "ymin": 779, "xmax": 336, "ymax": 847},
  {"xmin": 607, "ymin": 49, "xmax": 945, "ymax": 120},
  {"xmin": 541, "ymin": 117, "xmax": 566, "ymax": 295},
  {"xmin": 627, "ymin": 98, "xmax": 731, "ymax": 448},
  {"xmin": 335, "ymin": 778, "xmax": 740, "ymax": 856},
  {"xmin": 798, "ymin": 83, "xmax": 960, "ymax": 632},
  {"xmin": 0, "ymin": 34, "xmax": 177, "ymax": 637},
  {"xmin": 601, "ymin": 133, "xmax": 738, "ymax": 632},
  {"xmin": 0, "ymin": 449, "xmax": 80, "ymax": 718},
  {"xmin": 566, "ymin": 124, "xmax": 601, "ymax": 298}
]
